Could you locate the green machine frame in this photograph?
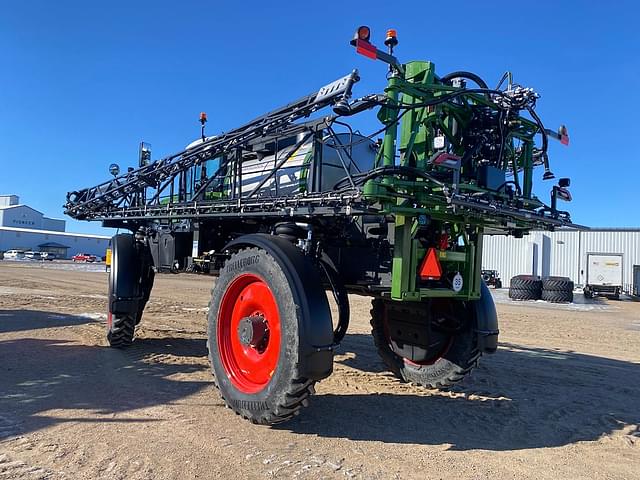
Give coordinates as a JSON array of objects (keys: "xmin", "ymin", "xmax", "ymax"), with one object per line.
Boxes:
[{"xmin": 363, "ymin": 60, "xmax": 558, "ymax": 302}]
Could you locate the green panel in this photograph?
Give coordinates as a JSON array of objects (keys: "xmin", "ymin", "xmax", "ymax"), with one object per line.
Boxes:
[
  {"xmin": 391, "ymin": 215, "xmax": 419, "ymax": 300},
  {"xmin": 399, "ymin": 61, "xmax": 434, "ymax": 170}
]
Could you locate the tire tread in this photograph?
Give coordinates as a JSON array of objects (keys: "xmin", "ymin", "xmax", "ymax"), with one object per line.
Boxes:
[
  {"xmin": 542, "ymin": 277, "xmax": 574, "ymax": 291},
  {"xmin": 509, "ymin": 287, "xmax": 541, "ymax": 300},
  {"xmin": 541, "ymin": 289, "xmax": 574, "ymax": 303},
  {"xmin": 510, "ymin": 275, "xmax": 542, "ymax": 291},
  {"xmin": 107, "ymin": 315, "xmax": 135, "ymax": 347}
]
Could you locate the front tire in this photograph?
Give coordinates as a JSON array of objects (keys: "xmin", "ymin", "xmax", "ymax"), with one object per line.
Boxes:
[
  {"xmin": 106, "ymin": 233, "xmax": 154, "ymax": 348},
  {"xmin": 106, "ymin": 313, "xmax": 135, "ymax": 347},
  {"xmin": 207, "ymin": 247, "xmax": 321, "ymax": 424},
  {"xmin": 370, "ymin": 299, "xmax": 481, "ymax": 388}
]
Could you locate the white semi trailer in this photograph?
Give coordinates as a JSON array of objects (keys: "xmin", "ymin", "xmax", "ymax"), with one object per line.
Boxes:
[{"xmin": 583, "ymin": 253, "xmax": 623, "ymax": 299}]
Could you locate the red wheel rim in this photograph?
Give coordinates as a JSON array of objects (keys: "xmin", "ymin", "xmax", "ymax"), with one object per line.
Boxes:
[{"xmin": 217, "ymin": 273, "xmax": 281, "ymax": 394}]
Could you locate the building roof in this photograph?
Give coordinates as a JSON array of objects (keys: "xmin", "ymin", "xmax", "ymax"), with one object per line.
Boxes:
[
  {"xmin": 554, "ymin": 227, "xmax": 640, "ymax": 232},
  {"xmin": 0, "ymin": 204, "xmax": 43, "ymax": 215},
  {"xmin": 0, "ymin": 203, "xmax": 64, "ymax": 222},
  {"xmin": 487, "ymin": 227, "xmax": 640, "ymax": 235},
  {"xmin": 0, "ymin": 226, "xmax": 110, "ymax": 239}
]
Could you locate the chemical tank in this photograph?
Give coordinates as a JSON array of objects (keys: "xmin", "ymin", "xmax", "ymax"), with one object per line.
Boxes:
[{"xmin": 186, "ymin": 132, "xmax": 376, "ymax": 199}]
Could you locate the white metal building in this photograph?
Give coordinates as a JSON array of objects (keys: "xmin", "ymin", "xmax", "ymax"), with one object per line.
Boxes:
[
  {"xmin": 0, "ymin": 194, "xmax": 110, "ymax": 259},
  {"xmin": 0, "ymin": 226, "xmax": 110, "ymax": 259},
  {"xmin": 0, "ymin": 194, "xmax": 65, "ymax": 231},
  {"xmin": 482, "ymin": 228, "xmax": 640, "ymax": 293}
]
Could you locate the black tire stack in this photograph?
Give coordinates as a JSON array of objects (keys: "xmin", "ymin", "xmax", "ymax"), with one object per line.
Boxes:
[
  {"xmin": 509, "ymin": 275, "xmax": 542, "ymax": 300},
  {"xmin": 541, "ymin": 276, "xmax": 574, "ymax": 303},
  {"xmin": 509, "ymin": 274, "xmax": 574, "ymax": 303}
]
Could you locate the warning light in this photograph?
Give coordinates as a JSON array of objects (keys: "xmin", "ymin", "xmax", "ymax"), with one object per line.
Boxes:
[
  {"xmin": 349, "ymin": 24, "xmax": 400, "ymax": 64},
  {"xmin": 419, "ymin": 248, "xmax": 442, "ymax": 280},
  {"xmin": 199, "ymin": 112, "xmax": 208, "ymax": 142},
  {"xmin": 350, "ymin": 25, "xmax": 371, "ymax": 46},
  {"xmin": 438, "ymin": 232, "xmax": 449, "ymax": 251},
  {"xmin": 384, "ymin": 29, "xmax": 398, "ymax": 47}
]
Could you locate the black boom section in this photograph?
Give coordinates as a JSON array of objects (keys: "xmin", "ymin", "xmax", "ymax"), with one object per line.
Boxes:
[{"xmin": 64, "ymin": 71, "xmax": 360, "ymax": 221}]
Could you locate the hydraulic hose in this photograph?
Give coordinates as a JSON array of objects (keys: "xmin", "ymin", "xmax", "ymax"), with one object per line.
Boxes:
[{"xmin": 440, "ymin": 71, "xmax": 489, "ymax": 89}]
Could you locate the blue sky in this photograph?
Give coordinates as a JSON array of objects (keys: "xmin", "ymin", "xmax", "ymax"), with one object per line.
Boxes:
[{"xmin": 1, "ymin": 1, "xmax": 638, "ymax": 234}]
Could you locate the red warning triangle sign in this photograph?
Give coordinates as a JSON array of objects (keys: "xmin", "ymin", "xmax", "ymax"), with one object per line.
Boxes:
[{"xmin": 419, "ymin": 248, "xmax": 442, "ymax": 280}]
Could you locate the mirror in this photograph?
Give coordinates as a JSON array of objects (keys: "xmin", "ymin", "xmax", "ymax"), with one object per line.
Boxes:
[
  {"xmin": 556, "ymin": 186, "xmax": 572, "ymax": 202},
  {"xmin": 139, "ymin": 142, "xmax": 152, "ymax": 167}
]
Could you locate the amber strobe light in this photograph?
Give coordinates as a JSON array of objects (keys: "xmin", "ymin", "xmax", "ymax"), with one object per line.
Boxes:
[
  {"xmin": 384, "ymin": 28, "xmax": 398, "ymax": 47},
  {"xmin": 199, "ymin": 112, "xmax": 208, "ymax": 141}
]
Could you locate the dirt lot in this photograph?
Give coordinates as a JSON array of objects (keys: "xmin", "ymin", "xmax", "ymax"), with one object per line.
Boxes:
[{"xmin": 1, "ymin": 262, "xmax": 639, "ymax": 479}]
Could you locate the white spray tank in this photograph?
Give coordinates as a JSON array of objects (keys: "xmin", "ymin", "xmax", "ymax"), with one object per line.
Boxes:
[{"xmin": 184, "ymin": 132, "xmax": 377, "ymax": 198}]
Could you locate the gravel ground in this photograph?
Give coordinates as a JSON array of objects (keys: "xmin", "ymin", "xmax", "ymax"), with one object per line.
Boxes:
[{"xmin": 0, "ymin": 262, "xmax": 639, "ymax": 479}]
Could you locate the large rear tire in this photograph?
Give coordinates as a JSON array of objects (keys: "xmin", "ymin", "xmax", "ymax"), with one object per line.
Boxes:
[
  {"xmin": 207, "ymin": 247, "xmax": 328, "ymax": 424},
  {"xmin": 510, "ymin": 275, "xmax": 542, "ymax": 290},
  {"xmin": 370, "ymin": 299, "xmax": 481, "ymax": 388},
  {"xmin": 541, "ymin": 289, "xmax": 574, "ymax": 303},
  {"xmin": 542, "ymin": 276, "xmax": 573, "ymax": 291},
  {"xmin": 541, "ymin": 276, "xmax": 574, "ymax": 303},
  {"xmin": 509, "ymin": 275, "xmax": 542, "ymax": 300},
  {"xmin": 508, "ymin": 287, "xmax": 540, "ymax": 301}
]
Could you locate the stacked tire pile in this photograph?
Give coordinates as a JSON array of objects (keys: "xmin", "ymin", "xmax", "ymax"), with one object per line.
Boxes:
[
  {"xmin": 509, "ymin": 275, "xmax": 542, "ymax": 301},
  {"xmin": 509, "ymin": 275, "xmax": 574, "ymax": 303},
  {"xmin": 541, "ymin": 276, "xmax": 574, "ymax": 303}
]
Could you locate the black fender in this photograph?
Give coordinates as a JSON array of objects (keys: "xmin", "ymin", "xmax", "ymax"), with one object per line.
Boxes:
[
  {"xmin": 224, "ymin": 234, "xmax": 334, "ymax": 380},
  {"xmin": 473, "ymin": 281, "xmax": 499, "ymax": 353},
  {"xmin": 318, "ymin": 253, "xmax": 350, "ymax": 345},
  {"xmin": 109, "ymin": 234, "xmax": 152, "ymax": 316}
]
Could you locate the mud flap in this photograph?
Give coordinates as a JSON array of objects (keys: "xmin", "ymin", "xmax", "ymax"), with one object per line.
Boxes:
[
  {"xmin": 109, "ymin": 234, "xmax": 147, "ymax": 316},
  {"xmin": 224, "ymin": 234, "xmax": 334, "ymax": 380},
  {"xmin": 474, "ymin": 281, "xmax": 499, "ymax": 353}
]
